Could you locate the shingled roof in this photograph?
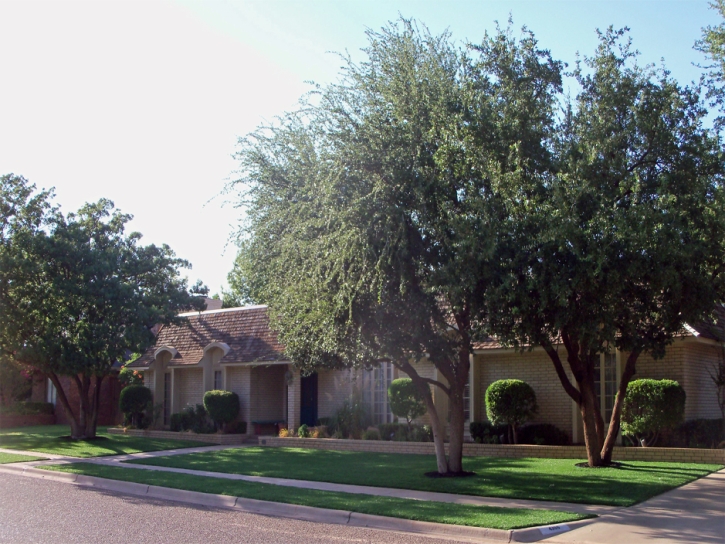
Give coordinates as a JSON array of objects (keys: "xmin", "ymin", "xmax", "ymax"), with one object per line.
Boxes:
[{"xmin": 128, "ymin": 305, "xmax": 286, "ymax": 368}]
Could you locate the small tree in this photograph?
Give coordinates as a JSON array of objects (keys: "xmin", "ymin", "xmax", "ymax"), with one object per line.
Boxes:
[
  {"xmin": 119, "ymin": 366, "xmax": 144, "ymax": 388},
  {"xmin": 119, "ymin": 385, "xmax": 152, "ymax": 428},
  {"xmin": 621, "ymin": 379, "xmax": 686, "ymax": 446},
  {"xmin": 388, "ymin": 378, "xmax": 426, "ymax": 431},
  {"xmin": 485, "ymin": 379, "xmax": 538, "ymax": 444},
  {"xmin": 203, "ymin": 390, "xmax": 240, "ymax": 431}
]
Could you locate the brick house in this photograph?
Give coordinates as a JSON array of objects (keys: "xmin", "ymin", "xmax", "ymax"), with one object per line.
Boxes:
[{"xmin": 126, "ymin": 305, "xmax": 724, "ymax": 442}]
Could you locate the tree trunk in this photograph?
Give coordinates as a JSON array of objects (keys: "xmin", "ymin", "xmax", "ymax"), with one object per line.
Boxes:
[
  {"xmin": 85, "ymin": 374, "xmax": 104, "ymax": 439},
  {"xmin": 601, "ymin": 351, "xmax": 639, "ymax": 464},
  {"xmin": 397, "ymin": 358, "xmax": 449, "ymax": 474},
  {"xmin": 447, "ymin": 381, "xmax": 466, "ymax": 473},
  {"xmin": 47, "ymin": 372, "xmax": 83, "ymax": 439},
  {"xmin": 512, "ymin": 423, "xmax": 518, "ymax": 445},
  {"xmin": 579, "ymin": 378, "xmax": 603, "ymax": 466}
]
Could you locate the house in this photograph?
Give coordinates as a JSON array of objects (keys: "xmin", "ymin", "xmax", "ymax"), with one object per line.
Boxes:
[{"xmin": 127, "ymin": 304, "xmax": 724, "ymax": 442}]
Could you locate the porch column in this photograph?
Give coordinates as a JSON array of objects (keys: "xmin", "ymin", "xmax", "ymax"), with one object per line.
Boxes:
[{"xmin": 287, "ymin": 367, "xmax": 301, "ymax": 432}]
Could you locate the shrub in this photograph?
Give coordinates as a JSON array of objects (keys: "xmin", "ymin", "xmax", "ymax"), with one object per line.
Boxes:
[
  {"xmin": 119, "ymin": 385, "xmax": 152, "ymax": 428},
  {"xmin": 225, "ymin": 420, "xmax": 247, "ymax": 435},
  {"xmin": 203, "ymin": 390, "xmax": 240, "ymax": 430},
  {"xmin": 377, "ymin": 422, "xmax": 431, "ymax": 442},
  {"xmin": 518, "ymin": 423, "xmax": 570, "ymax": 446},
  {"xmin": 0, "ymin": 401, "xmax": 54, "ymax": 416},
  {"xmin": 387, "ymin": 378, "xmax": 426, "ymax": 429},
  {"xmin": 485, "ymin": 380, "xmax": 538, "ymax": 444},
  {"xmin": 118, "ymin": 366, "xmax": 144, "ymax": 387},
  {"xmin": 332, "ymin": 400, "xmax": 369, "ymax": 439},
  {"xmin": 362, "ymin": 427, "xmax": 381, "ymax": 440},
  {"xmin": 279, "ymin": 427, "xmax": 291, "ymax": 437},
  {"xmin": 189, "ymin": 404, "xmax": 215, "ymax": 434},
  {"xmin": 297, "ymin": 423, "xmax": 310, "ymax": 438},
  {"xmin": 621, "ymin": 379, "xmax": 686, "ymax": 446},
  {"xmin": 469, "ymin": 421, "xmax": 508, "ymax": 444}
]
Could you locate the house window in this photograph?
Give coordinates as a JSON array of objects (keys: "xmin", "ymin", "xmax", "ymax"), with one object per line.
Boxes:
[
  {"xmin": 593, "ymin": 352, "xmax": 617, "ymax": 422},
  {"xmin": 214, "ymin": 370, "xmax": 222, "ymax": 390},
  {"xmin": 362, "ymin": 362, "xmax": 394, "ymax": 424},
  {"xmin": 163, "ymin": 372, "xmax": 171, "ymax": 425},
  {"xmin": 46, "ymin": 379, "xmax": 57, "ymax": 405}
]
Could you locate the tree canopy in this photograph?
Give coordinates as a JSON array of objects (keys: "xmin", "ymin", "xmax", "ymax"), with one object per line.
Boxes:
[{"xmin": 0, "ymin": 174, "xmax": 206, "ymax": 438}]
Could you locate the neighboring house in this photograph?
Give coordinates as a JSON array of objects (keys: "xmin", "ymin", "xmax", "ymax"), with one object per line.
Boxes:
[{"xmin": 127, "ymin": 305, "xmax": 724, "ymax": 442}]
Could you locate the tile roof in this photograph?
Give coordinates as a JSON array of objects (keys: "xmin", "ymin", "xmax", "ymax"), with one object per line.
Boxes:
[{"xmin": 128, "ymin": 305, "xmax": 285, "ymax": 368}]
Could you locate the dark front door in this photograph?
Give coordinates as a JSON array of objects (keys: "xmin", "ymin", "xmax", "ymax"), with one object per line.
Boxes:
[{"xmin": 300, "ymin": 373, "xmax": 318, "ymax": 426}]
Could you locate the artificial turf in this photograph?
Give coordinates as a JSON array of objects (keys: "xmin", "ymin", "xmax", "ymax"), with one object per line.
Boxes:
[
  {"xmin": 125, "ymin": 446, "xmax": 723, "ymax": 506},
  {"xmin": 0, "ymin": 425, "xmax": 212, "ymax": 458},
  {"xmin": 40, "ymin": 462, "xmax": 592, "ymax": 530}
]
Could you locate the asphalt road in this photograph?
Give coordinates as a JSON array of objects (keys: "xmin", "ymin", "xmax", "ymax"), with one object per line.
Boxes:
[{"xmin": 0, "ymin": 472, "xmax": 472, "ymax": 544}]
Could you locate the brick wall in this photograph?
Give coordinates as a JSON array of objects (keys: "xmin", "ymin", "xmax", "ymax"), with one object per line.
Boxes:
[
  {"xmin": 682, "ymin": 343, "xmax": 721, "ymax": 420},
  {"xmin": 475, "ymin": 350, "xmax": 574, "ymax": 434},
  {"xmin": 0, "ymin": 414, "xmax": 56, "ymax": 429},
  {"xmin": 318, "ymin": 369, "xmax": 354, "ymax": 419},
  {"xmin": 227, "ymin": 366, "xmax": 251, "ymax": 428},
  {"xmin": 261, "ymin": 437, "xmax": 725, "ymax": 464},
  {"xmin": 106, "ymin": 427, "xmax": 246, "ymax": 445},
  {"xmin": 176, "ymin": 368, "xmax": 204, "ymax": 409},
  {"xmin": 54, "ymin": 375, "xmax": 122, "ymax": 426},
  {"xmin": 251, "ymin": 365, "xmax": 286, "ymax": 421}
]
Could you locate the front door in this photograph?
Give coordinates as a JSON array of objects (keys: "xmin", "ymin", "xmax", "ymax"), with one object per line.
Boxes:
[{"xmin": 300, "ymin": 373, "xmax": 318, "ymax": 426}]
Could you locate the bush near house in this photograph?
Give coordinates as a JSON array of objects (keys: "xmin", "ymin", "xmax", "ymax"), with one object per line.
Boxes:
[
  {"xmin": 518, "ymin": 424, "xmax": 570, "ymax": 446},
  {"xmin": 622, "ymin": 379, "xmax": 686, "ymax": 446},
  {"xmin": 119, "ymin": 385, "xmax": 152, "ymax": 429},
  {"xmin": 202, "ymin": 390, "xmax": 240, "ymax": 431},
  {"xmin": 469, "ymin": 421, "xmax": 509, "ymax": 444},
  {"xmin": 377, "ymin": 422, "xmax": 432, "ymax": 442},
  {"xmin": 485, "ymin": 380, "xmax": 538, "ymax": 444},
  {"xmin": 169, "ymin": 404, "xmax": 215, "ymax": 434},
  {"xmin": 0, "ymin": 402, "xmax": 54, "ymax": 416},
  {"xmin": 387, "ymin": 378, "xmax": 426, "ymax": 430}
]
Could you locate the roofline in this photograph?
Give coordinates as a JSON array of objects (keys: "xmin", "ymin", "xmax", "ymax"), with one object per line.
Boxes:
[{"xmin": 178, "ymin": 304, "xmax": 268, "ymax": 318}]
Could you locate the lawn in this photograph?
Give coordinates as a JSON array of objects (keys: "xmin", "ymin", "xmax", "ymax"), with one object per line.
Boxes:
[
  {"xmin": 0, "ymin": 425, "xmax": 212, "ymax": 458},
  {"xmin": 126, "ymin": 446, "xmax": 723, "ymax": 507},
  {"xmin": 41, "ymin": 462, "xmax": 592, "ymax": 530},
  {"xmin": 0, "ymin": 452, "xmax": 46, "ymax": 464}
]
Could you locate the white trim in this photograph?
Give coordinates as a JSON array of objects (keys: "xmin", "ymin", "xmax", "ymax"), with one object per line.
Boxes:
[
  {"xmin": 683, "ymin": 323, "xmax": 700, "ymax": 337},
  {"xmin": 203, "ymin": 342, "xmax": 231, "ymax": 356},
  {"xmin": 178, "ymin": 305, "xmax": 267, "ymax": 317},
  {"xmin": 154, "ymin": 346, "xmax": 178, "ymax": 359}
]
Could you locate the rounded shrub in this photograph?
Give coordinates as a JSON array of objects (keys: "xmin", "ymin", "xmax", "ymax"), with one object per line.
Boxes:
[
  {"xmin": 203, "ymin": 390, "xmax": 240, "ymax": 430},
  {"xmin": 388, "ymin": 378, "xmax": 426, "ymax": 428},
  {"xmin": 621, "ymin": 379, "xmax": 686, "ymax": 446},
  {"xmin": 298, "ymin": 423, "xmax": 310, "ymax": 438},
  {"xmin": 485, "ymin": 379, "xmax": 538, "ymax": 444},
  {"xmin": 119, "ymin": 385, "xmax": 152, "ymax": 428}
]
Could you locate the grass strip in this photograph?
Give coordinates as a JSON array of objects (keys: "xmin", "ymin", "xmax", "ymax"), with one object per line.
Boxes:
[
  {"xmin": 126, "ymin": 446, "xmax": 723, "ymax": 507},
  {"xmin": 41, "ymin": 462, "xmax": 591, "ymax": 530},
  {"xmin": 0, "ymin": 452, "xmax": 46, "ymax": 464},
  {"xmin": 0, "ymin": 425, "xmax": 212, "ymax": 458}
]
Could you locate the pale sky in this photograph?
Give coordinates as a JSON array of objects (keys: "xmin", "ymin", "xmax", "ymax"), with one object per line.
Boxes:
[{"xmin": 0, "ymin": 0, "xmax": 717, "ymax": 295}]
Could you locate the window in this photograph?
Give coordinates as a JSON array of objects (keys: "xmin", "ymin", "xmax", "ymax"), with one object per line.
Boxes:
[
  {"xmin": 46, "ymin": 379, "xmax": 57, "ymax": 405},
  {"xmin": 362, "ymin": 362, "xmax": 394, "ymax": 424},
  {"xmin": 593, "ymin": 352, "xmax": 617, "ymax": 422},
  {"xmin": 214, "ymin": 370, "xmax": 222, "ymax": 390},
  {"xmin": 163, "ymin": 372, "xmax": 171, "ymax": 426}
]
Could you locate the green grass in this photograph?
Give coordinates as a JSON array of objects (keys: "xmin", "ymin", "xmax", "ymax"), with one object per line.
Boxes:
[
  {"xmin": 0, "ymin": 452, "xmax": 46, "ymax": 464},
  {"xmin": 0, "ymin": 425, "xmax": 212, "ymax": 458},
  {"xmin": 41, "ymin": 462, "xmax": 591, "ymax": 530},
  {"xmin": 127, "ymin": 447, "xmax": 723, "ymax": 506}
]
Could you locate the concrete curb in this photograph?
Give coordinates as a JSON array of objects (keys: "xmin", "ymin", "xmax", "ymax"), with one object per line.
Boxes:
[{"xmin": 0, "ymin": 462, "xmax": 587, "ymax": 543}]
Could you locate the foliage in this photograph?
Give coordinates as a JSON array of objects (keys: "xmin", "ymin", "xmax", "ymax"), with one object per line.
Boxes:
[
  {"xmin": 0, "ymin": 174, "xmax": 206, "ymax": 439},
  {"xmin": 330, "ymin": 400, "xmax": 370, "ymax": 439},
  {"xmin": 0, "ymin": 355, "xmax": 32, "ymax": 406},
  {"xmin": 387, "ymin": 378, "xmax": 426, "ymax": 429},
  {"xmin": 485, "ymin": 380, "xmax": 538, "ymax": 444},
  {"xmin": 278, "ymin": 426, "xmax": 291, "ymax": 437},
  {"xmin": 488, "ymin": 28, "xmax": 725, "ymax": 466},
  {"xmin": 518, "ymin": 424, "xmax": 570, "ymax": 446},
  {"xmin": 621, "ymin": 379, "xmax": 686, "ymax": 446},
  {"xmin": 226, "ymin": 19, "xmax": 563, "ymax": 474},
  {"xmin": 118, "ymin": 366, "xmax": 144, "ymax": 388},
  {"xmin": 202, "ymin": 390, "xmax": 240, "ymax": 430},
  {"xmin": 377, "ymin": 422, "xmax": 432, "ymax": 442},
  {"xmin": 225, "ymin": 420, "xmax": 247, "ymax": 435},
  {"xmin": 362, "ymin": 428, "xmax": 381, "ymax": 440},
  {"xmin": 469, "ymin": 421, "xmax": 508, "ymax": 444},
  {"xmin": 119, "ymin": 385, "xmax": 152, "ymax": 429},
  {"xmin": 695, "ymin": 0, "xmax": 725, "ymax": 127},
  {"xmin": 297, "ymin": 424, "xmax": 310, "ymax": 438},
  {"xmin": 0, "ymin": 401, "xmax": 54, "ymax": 416}
]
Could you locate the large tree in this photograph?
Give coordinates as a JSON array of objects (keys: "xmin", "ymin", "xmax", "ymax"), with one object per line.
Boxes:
[
  {"xmin": 488, "ymin": 29, "xmax": 725, "ymax": 466},
  {"xmin": 0, "ymin": 174, "xmax": 205, "ymax": 439},
  {"xmin": 228, "ymin": 20, "xmax": 562, "ymax": 474}
]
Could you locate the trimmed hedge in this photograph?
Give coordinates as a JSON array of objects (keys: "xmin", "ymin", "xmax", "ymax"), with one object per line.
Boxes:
[
  {"xmin": 485, "ymin": 379, "xmax": 538, "ymax": 444},
  {"xmin": 387, "ymin": 378, "xmax": 426, "ymax": 426},
  {"xmin": 119, "ymin": 385, "xmax": 152, "ymax": 428},
  {"xmin": 518, "ymin": 423, "xmax": 570, "ymax": 446},
  {"xmin": 469, "ymin": 421, "xmax": 509, "ymax": 444},
  {"xmin": 203, "ymin": 390, "xmax": 240, "ymax": 430},
  {"xmin": 170, "ymin": 404, "xmax": 215, "ymax": 434},
  {"xmin": 622, "ymin": 379, "xmax": 686, "ymax": 445}
]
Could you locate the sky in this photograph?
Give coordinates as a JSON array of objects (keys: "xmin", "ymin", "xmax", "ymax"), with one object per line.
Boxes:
[{"xmin": 0, "ymin": 0, "xmax": 718, "ymax": 296}]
